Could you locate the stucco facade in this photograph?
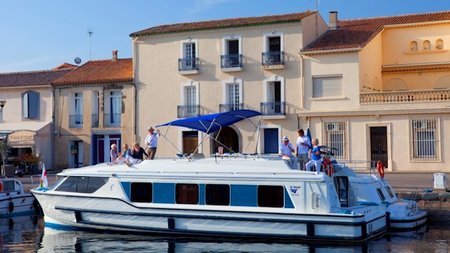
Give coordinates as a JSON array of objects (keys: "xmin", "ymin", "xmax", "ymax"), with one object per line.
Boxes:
[
  {"xmin": 132, "ymin": 12, "xmax": 327, "ymax": 157},
  {"xmin": 302, "ymin": 13, "xmax": 450, "ymax": 172}
]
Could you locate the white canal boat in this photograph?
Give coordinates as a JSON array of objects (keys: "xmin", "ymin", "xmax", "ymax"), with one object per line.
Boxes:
[
  {"xmin": 0, "ymin": 178, "xmax": 36, "ymax": 217},
  {"xmin": 332, "ymin": 163, "xmax": 427, "ymax": 230},
  {"xmin": 32, "ymin": 110, "xmax": 387, "ymax": 242}
]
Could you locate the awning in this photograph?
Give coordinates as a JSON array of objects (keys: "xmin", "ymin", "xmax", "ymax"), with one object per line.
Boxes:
[{"xmin": 157, "ymin": 109, "xmax": 261, "ymax": 134}]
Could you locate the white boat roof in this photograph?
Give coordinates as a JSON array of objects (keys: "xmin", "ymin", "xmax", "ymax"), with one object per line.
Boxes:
[{"xmin": 59, "ymin": 156, "xmax": 325, "ymax": 180}]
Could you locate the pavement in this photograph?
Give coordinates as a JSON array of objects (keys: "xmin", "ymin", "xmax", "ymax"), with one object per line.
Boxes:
[{"xmin": 13, "ymin": 171, "xmax": 446, "ymax": 193}]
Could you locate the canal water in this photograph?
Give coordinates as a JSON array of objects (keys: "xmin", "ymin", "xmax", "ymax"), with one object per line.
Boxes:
[{"xmin": 0, "ymin": 215, "xmax": 448, "ymax": 253}]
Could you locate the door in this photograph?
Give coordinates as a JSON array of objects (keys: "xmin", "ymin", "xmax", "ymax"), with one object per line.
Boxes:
[
  {"xmin": 334, "ymin": 176, "xmax": 349, "ymax": 207},
  {"xmin": 212, "ymin": 127, "xmax": 239, "ymax": 154},
  {"xmin": 268, "ymin": 81, "xmax": 281, "ymax": 114},
  {"xmin": 370, "ymin": 127, "xmax": 388, "ymax": 168},
  {"xmin": 183, "ymin": 42, "xmax": 196, "ymax": 69},
  {"xmin": 69, "ymin": 141, "xmax": 84, "ymax": 168},
  {"xmin": 183, "ymin": 131, "xmax": 198, "ymax": 155},
  {"xmin": 226, "ymin": 39, "xmax": 239, "ymax": 66},
  {"xmin": 263, "ymin": 128, "xmax": 278, "ymax": 154}
]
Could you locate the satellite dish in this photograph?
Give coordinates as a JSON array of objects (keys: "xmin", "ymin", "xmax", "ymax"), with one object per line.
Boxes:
[{"xmin": 74, "ymin": 57, "xmax": 82, "ymax": 65}]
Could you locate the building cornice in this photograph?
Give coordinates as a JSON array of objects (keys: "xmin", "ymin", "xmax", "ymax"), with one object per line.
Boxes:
[
  {"xmin": 382, "ymin": 61, "xmax": 450, "ymax": 73},
  {"xmin": 298, "ymin": 107, "xmax": 450, "ymax": 118},
  {"xmin": 300, "ymin": 47, "xmax": 361, "ymax": 56}
]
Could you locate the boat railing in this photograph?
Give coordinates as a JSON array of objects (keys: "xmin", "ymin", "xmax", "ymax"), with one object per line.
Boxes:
[{"xmin": 336, "ymin": 160, "xmax": 376, "ymax": 174}]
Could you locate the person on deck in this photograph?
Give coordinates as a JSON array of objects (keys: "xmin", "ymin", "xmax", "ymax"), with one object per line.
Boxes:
[
  {"xmin": 145, "ymin": 127, "xmax": 160, "ymax": 160},
  {"xmin": 279, "ymin": 136, "xmax": 296, "ymax": 169},
  {"xmin": 296, "ymin": 129, "xmax": 311, "ymax": 170},
  {"xmin": 306, "ymin": 138, "xmax": 322, "ymax": 174},
  {"xmin": 128, "ymin": 142, "xmax": 147, "ymax": 164}
]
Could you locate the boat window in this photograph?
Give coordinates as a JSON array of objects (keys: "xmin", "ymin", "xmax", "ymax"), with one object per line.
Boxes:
[
  {"xmin": 2, "ymin": 181, "xmax": 15, "ymax": 192},
  {"xmin": 205, "ymin": 184, "xmax": 230, "ymax": 206},
  {"xmin": 55, "ymin": 176, "xmax": 109, "ymax": 193},
  {"xmin": 376, "ymin": 188, "xmax": 386, "ymax": 201},
  {"xmin": 176, "ymin": 184, "xmax": 198, "ymax": 204},
  {"xmin": 257, "ymin": 185, "xmax": 284, "ymax": 208},
  {"xmin": 130, "ymin": 182, "xmax": 153, "ymax": 203},
  {"xmin": 385, "ymin": 186, "xmax": 395, "ymax": 198},
  {"xmin": 334, "ymin": 176, "xmax": 349, "ymax": 207}
]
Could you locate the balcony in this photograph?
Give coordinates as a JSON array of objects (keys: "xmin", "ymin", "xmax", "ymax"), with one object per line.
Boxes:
[
  {"xmin": 178, "ymin": 58, "xmax": 199, "ymax": 74},
  {"xmin": 69, "ymin": 114, "xmax": 83, "ymax": 128},
  {"xmin": 260, "ymin": 102, "xmax": 286, "ymax": 116},
  {"xmin": 219, "ymin": 103, "xmax": 244, "ymax": 112},
  {"xmin": 91, "ymin": 114, "xmax": 99, "ymax": 128},
  {"xmin": 177, "ymin": 105, "xmax": 201, "ymax": 118},
  {"xmin": 360, "ymin": 89, "xmax": 450, "ymax": 104},
  {"xmin": 104, "ymin": 113, "xmax": 121, "ymax": 127},
  {"xmin": 261, "ymin": 51, "xmax": 285, "ymax": 69},
  {"xmin": 220, "ymin": 54, "xmax": 242, "ymax": 72}
]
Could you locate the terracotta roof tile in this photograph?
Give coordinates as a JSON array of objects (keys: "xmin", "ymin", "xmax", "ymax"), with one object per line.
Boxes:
[
  {"xmin": 130, "ymin": 11, "xmax": 316, "ymax": 37},
  {"xmin": 53, "ymin": 58, "xmax": 133, "ymax": 86},
  {"xmin": 303, "ymin": 11, "xmax": 450, "ymax": 52},
  {"xmin": 0, "ymin": 68, "xmax": 75, "ymax": 88}
]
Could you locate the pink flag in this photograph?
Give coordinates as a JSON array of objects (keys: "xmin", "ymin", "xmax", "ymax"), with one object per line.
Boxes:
[{"xmin": 40, "ymin": 163, "xmax": 48, "ymax": 188}]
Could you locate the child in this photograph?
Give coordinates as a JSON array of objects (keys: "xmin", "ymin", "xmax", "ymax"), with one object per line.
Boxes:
[{"xmin": 306, "ymin": 138, "xmax": 322, "ymax": 174}]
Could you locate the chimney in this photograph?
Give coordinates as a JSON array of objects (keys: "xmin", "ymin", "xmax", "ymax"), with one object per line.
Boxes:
[
  {"xmin": 329, "ymin": 11, "xmax": 338, "ymax": 29},
  {"xmin": 112, "ymin": 50, "xmax": 118, "ymax": 61}
]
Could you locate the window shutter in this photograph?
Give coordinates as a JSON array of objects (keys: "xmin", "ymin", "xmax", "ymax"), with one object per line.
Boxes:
[{"xmin": 28, "ymin": 92, "xmax": 40, "ymax": 118}]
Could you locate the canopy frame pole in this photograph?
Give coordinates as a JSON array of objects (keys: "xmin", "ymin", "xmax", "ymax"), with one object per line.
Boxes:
[
  {"xmin": 188, "ymin": 118, "xmax": 218, "ymax": 160},
  {"xmin": 159, "ymin": 124, "xmax": 190, "ymax": 159},
  {"xmin": 243, "ymin": 116, "xmax": 262, "ymax": 154}
]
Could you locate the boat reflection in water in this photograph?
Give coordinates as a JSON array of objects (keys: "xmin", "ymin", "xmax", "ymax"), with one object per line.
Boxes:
[
  {"xmin": 38, "ymin": 227, "xmax": 370, "ymax": 253},
  {"xmin": 0, "ymin": 215, "xmax": 42, "ymax": 252}
]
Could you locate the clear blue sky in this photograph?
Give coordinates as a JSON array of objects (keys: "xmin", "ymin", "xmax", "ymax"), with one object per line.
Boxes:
[{"xmin": 0, "ymin": 0, "xmax": 448, "ymax": 72}]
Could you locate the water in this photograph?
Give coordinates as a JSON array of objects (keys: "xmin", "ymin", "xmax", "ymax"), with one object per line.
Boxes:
[{"xmin": 0, "ymin": 215, "xmax": 448, "ymax": 253}]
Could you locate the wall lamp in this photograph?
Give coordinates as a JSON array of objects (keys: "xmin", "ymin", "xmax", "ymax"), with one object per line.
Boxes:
[{"xmin": 0, "ymin": 100, "xmax": 5, "ymax": 111}]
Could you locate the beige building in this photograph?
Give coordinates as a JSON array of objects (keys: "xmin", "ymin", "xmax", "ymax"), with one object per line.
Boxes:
[
  {"xmin": 301, "ymin": 11, "xmax": 450, "ymax": 172},
  {"xmin": 131, "ymin": 11, "xmax": 328, "ymax": 157},
  {"xmin": 52, "ymin": 52, "xmax": 134, "ymax": 169},
  {"xmin": 0, "ymin": 64, "xmax": 75, "ymax": 169}
]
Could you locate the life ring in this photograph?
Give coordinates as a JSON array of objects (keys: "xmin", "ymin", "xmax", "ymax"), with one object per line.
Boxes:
[
  {"xmin": 376, "ymin": 161, "xmax": 385, "ymax": 178},
  {"xmin": 323, "ymin": 157, "xmax": 334, "ymax": 176}
]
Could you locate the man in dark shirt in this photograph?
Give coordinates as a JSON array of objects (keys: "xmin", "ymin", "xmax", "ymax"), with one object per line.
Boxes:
[{"xmin": 130, "ymin": 142, "xmax": 147, "ymax": 160}]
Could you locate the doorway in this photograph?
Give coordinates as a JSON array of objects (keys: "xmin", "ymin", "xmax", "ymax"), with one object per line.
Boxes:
[
  {"xmin": 212, "ymin": 127, "xmax": 239, "ymax": 154},
  {"xmin": 263, "ymin": 128, "xmax": 278, "ymax": 154},
  {"xmin": 370, "ymin": 126, "xmax": 388, "ymax": 168},
  {"xmin": 182, "ymin": 131, "xmax": 198, "ymax": 155}
]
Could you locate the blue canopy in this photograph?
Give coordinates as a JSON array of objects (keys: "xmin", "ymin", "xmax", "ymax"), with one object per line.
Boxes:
[{"xmin": 156, "ymin": 109, "xmax": 262, "ymax": 134}]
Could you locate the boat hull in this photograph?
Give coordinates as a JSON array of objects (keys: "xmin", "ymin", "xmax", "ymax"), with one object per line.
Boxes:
[
  {"xmin": 33, "ymin": 192, "xmax": 386, "ymax": 242},
  {"xmin": 0, "ymin": 194, "xmax": 36, "ymax": 217},
  {"xmin": 389, "ymin": 210, "xmax": 428, "ymax": 230}
]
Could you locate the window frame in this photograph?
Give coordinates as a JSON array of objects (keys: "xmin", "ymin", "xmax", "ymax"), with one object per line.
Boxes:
[
  {"xmin": 410, "ymin": 118, "xmax": 440, "ymax": 161},
  {"xmin": 22, "ymin": 90, "xmax": 40, "ymax": 119},
  {"xmin": 257, "ymin": 185, "xmax": 284, "ymax": 208},
  {"xmin": 323, "ymin": 121, "xmax": 348, "ymax": 160},
  {"xmin": 312, "ymin": 75, "xmax": 343, "ymax": 99},
  {"xmin": 176, "ymin": 183, "xmax": 199, "ymax": 205},
  {"xmin": 205, "ymin": 184, "xmax": 230, "ymax": 206}
]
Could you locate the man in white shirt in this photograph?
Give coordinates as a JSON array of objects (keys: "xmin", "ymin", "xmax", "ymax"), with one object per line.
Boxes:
[
  {"xmin": 144, "ymin": 126, "xmax": 160, "ymax": 160},
  {"xmin": 296, "ymin": 129, "xmax": 311, "ymax": 170},
  {"xmin": 279, "ymin": 136, "xmax": 296, "ymax": 169}
]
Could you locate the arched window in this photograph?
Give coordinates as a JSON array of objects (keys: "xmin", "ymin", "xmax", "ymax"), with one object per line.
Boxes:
[
  {"xmin": 423, "ymin": 40, "xmax": 431, "ymax": 51},
  {"xmin": 410, "ymin": 41, "xmax": 418, "ymax": 51},
  {"xmin": 436, "ymin": 39, "xmax": 444, "ymax": 50},
  {"xmin": 22, "ymin": 91, "xmax": 40, "ymax": 119}
]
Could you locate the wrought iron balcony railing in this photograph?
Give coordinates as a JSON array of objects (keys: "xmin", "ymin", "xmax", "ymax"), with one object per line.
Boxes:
[
  {"xmin": 261, "ymin": 51, "xmax": 285, "ymax": 66},
  {"xmin": 178, "ymin": 58, "xmax": 199, "ymax": 72},
  {"xmin": 219, "ymin": 103, "xmax": 244, "ymax": 112},
  {"xmin": 221, "ymin": 54, "xmax": 242, "ymax": 69},
  {"xmin": 104, "ymin": 113, "xmax": 121, "ymax": 127},
  {"xmin": 69, "ymin": 114, "xmax": 83, "ymax": 128},
  {"xmin": 260, "ymin": 102, "xmax": 286, "ymax": 115}
]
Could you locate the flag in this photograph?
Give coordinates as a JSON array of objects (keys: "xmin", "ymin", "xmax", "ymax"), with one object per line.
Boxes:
[
  {"xmin": 305, "ymin": 128, "xmax": 312, "ymax": 150},
  {"xmin": 39, "ymin": 163, "xmax": 48, "ymax": 188}
]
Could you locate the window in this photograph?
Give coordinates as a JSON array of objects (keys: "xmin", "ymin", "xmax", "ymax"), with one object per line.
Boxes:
[
  {"xmin": 323, "ymin": 121, "xmax": 347, "ymax": 159},
  {"xmin": 105, "ymin": 90, "xmax": 122, "ymax": 127},
  {"xmin": 70, "ymin": 92, "xmax": 83, "ymax": 127},
  {"xmin": 55, "ymin": 176, "xmax": 108, "ymax": 193},
  {"xmin": 222, "ymin": 36, "xmax": 242, "ymax": 69},
  {"xmin": 436, "ymin": 39, "xmax": 444, "ymax": 50},
  {"xmin": 334, "ymin": 176, "xmax": 349, "ymax": 207},
  {"xmin": 376, "ymin": 188, "xmax": 386, "ymax": 202},
  {"xmin": 22, "ymin": 91, "xmax": 40, "ymax": 119},
  {"xmin": 130, "ymin": 182, "xmax": 153, "ymax": 203},
  {"xmin": 178, "ymin": 82, "xmax": 199, "ymax": 118},
  {"xmin": 313, "ymin": 76, "xmax": 343, "ymax": 98},
  {"xmin": 410, "ymin": 41, "xmax": 418, "ymax": 51},
  {"xmin": 91, "ymin": 91, "xmax": 99, "ymax": 127},
  {"xmin": 262, "ymin": 33, "xmax": 284, "ymax": 66},
  {"xmin": 221, "ymin": 78, "xmax": 243, "ymax": 112},
  {"xmin": 176, "ymin": 184, "xmax": 198, "ymax": 204},
  {"xmin": 257, "ymin": 185, "xmax": 283, "ymax": 208},
  {"xmin": 423, "ymin": 40, "xmax": 431, "ymax": 51},
  {"xmin": 262, "ymin": 76, "xmax": 285, "ymax": 115},
  {"xmin": 206, "ymin": 184, "xmax": 230, "ymax": 206},
  {"xmin": 179, "ymin": 40, "xmax": 198, "ymax": 71},
  {"xmin": 411, "ymin": 119, "xmax": 439, "ymax": 160},
  {"xmin": 385, "ymin": 186, "xmax": 395, "ymax": 199}
]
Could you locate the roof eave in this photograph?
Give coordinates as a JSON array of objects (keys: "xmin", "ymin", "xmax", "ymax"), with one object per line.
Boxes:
[{"xmin": 300, "ymin": 47, "xmax": 362, "ymax": 55}]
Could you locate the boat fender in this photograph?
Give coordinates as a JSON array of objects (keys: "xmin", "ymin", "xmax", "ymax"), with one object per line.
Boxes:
[
  {"xmin": 0, "ymin": 181, "xmax": 3, "ymax": 192},
  {"xmin": 376, "ymin": 161, "xmax": 385, "ymax": 178},
  {"xmin": 9, "ymin": 201, "xmax": 14, "ymax": 213}
]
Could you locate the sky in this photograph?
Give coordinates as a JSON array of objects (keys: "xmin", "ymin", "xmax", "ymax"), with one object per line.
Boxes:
[{"xmin": 0, "ymin": 0, "xmax": 448, "ymax": 72}]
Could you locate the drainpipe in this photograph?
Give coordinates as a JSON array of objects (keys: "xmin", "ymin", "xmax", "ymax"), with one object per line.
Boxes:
[
  {"xmin": 51, "ymin": 86, "xmax": 55, "ymax": 170},
  {"xmin": 132, "ymin": 36, "xmax": 138, "ymax": 143}
]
